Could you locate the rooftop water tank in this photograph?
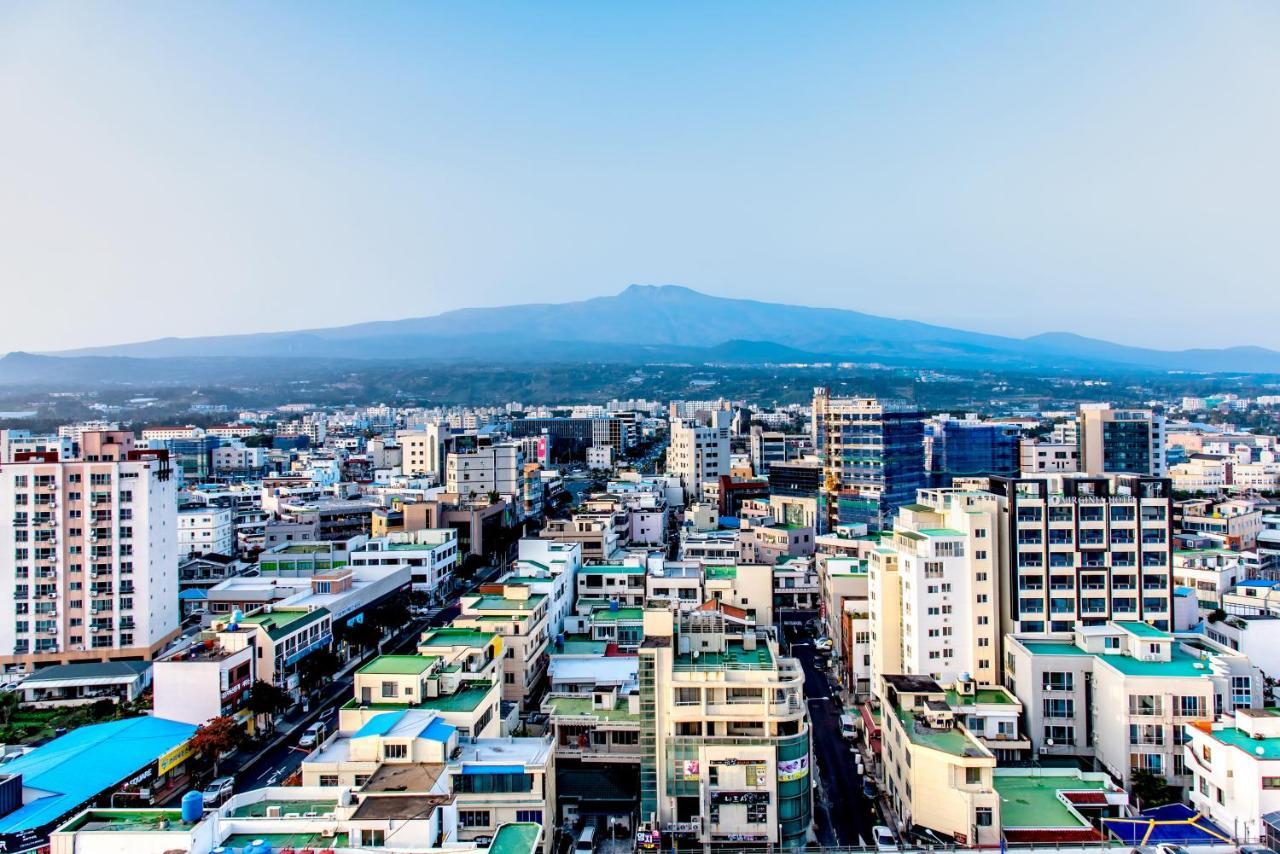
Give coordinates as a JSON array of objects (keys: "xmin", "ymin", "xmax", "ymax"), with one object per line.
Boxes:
[{"xmin": 181, "ymin": 790, "xmax": 204, "ymax": 824}]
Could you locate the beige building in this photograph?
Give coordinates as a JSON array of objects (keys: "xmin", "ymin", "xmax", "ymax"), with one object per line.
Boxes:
[
  {"xmin": 637, "ymin": 608, "xmax": 812, "ymax": 849},
  {"xmin": 0, "ymin": 431, "xmax": 181, "ymax": 672},
  {"xmin": 454, "ymin": 583, "xmax": 549, "ymax": 706}
]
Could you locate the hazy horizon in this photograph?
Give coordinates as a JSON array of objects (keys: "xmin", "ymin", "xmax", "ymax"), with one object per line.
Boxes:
[{"xmin": 3, "ymin": 2, "xmax": 1279, "ymax": 353}]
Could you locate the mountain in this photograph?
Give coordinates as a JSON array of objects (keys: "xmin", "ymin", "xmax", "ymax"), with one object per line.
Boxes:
[{"xmin": 22, "ymin": 284, "xmax": 1280, "ymax": 375}]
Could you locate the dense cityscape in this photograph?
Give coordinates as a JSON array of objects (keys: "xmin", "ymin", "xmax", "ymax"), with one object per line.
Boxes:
[{"xmin": 1, "ymin": 385, "xmax": 1280, "ymax": 854}]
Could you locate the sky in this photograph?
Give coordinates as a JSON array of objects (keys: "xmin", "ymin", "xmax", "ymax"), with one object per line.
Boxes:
[{"xmin": 1, "ymin": 2, "xmax": 1278, "ymax": 353}]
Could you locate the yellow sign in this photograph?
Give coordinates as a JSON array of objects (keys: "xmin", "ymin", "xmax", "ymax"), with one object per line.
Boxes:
[{"xmin": 157, "ymin": 739, "xmax": 197, "ymax": 775}]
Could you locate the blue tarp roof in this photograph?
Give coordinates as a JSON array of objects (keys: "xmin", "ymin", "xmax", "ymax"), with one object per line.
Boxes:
[
  {"xmin": 1104, "ymin": 803, "xmax": 1232, "ymax": 845},
  {"xmin": 419, "ymin": 717, "xmax": 456, "ymax": 742},
  {"xmin": 353, "ymin": 711, "xmax": 406, "ymax": 738},
  {"xmin": 178, "ymin": 589, "xmax": 208, "ymax": 600},
  {"xmin": 0, "ymin": 716, "xmax": 195, "ymax": 834},
  {"xmin": 1238, "ymin": 579, "xmax": 1280, "ymax": 588},
  {"xmin": 461, "ymin": 764, "xmax": 525, "ymax": 775}
]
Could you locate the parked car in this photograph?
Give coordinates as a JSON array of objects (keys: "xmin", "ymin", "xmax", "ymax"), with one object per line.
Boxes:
[
  {"xmin": 201, "ymin": 776, "xmax": 235, "ymax": 807},
  {"xmin": 873, "ymin": 825, "xmax": 897, "ymax": 851}
]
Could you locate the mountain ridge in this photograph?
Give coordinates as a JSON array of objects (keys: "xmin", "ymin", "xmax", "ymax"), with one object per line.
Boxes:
[{"xmin": 19, "ymin": 284, "xmax": 1280, "ymax": 374}]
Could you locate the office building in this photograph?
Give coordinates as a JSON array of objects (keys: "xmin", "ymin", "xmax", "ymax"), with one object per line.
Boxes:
[
  {"xmin": 1078, "ymin": 404, "xmax": 1167, "ymax": 478},
  {"xmin": 812, "ymin": 388, "xmax": 925, "ymax": 533},
  {"xmin": 667, "ymin": 415, "xmax": 731, "ymax": 503}
]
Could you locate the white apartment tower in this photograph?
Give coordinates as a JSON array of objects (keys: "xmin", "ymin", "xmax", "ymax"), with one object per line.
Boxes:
[
  {"xmin": 667, "ymin": 412, "xmax": 731, "ymax": 503},
  {"xmin": 0, "ymin": 431, "xmax": 181, "ymax": 673}
]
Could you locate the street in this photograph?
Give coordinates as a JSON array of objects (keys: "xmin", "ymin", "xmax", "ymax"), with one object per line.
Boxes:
[{"xmin": 790, "ymin": 636, "xmax": 875, "ymax": 848}]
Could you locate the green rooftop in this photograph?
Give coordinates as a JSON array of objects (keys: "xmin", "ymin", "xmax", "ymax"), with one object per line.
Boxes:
[
  {"xmin": 276, "ymin": 543, "xmax": 333, "ymax": 554},
  {"xmin": 61, "ymin": 810, "xmax": 188, "ymax": 833},
  {"xmin": 229, "ymin": 799, "xmax": 337, "ymax": 818},
  {"xmin": 1022, "ymin": 638, "xmax": 1215, "ymax": 677},
  {"xmin": 896, "ymin": 530, "xmax": 925, "ymax": 542},
  {"xmin": 467, "ymin": 593, "xmax": 546, "ymax": 611},
  {"xmin": 890, "ymin": 703, "xmax": 984, "ymax": 757},
  {"xmin": 342, "ymin": 681, "xmax": 494, "ymax": 713},
  {"xmin": 1115, "ymin": 621, "xmax": 1172, "ymax": 639},
  {"xmin": 918, "ymin": 527, "xmax": 966, "ymax": 537},
  {"xmin": 582, "ymin": 564, "xmax": 645, "ymax": 575},
  {"xmin": 673, "ymin": 639, "xmax": 773, "ymax": 671},
  {"xmin": 944, "ymin": 688, "xmax": 1018, "ymax": 707},
  {"xmin": 901, "ymin": 503, "xmax": 934, "ymax": 513},
  {"xmin": 994, "ymin": 773, "xmax": 1108, "ymax": 829},
  {"xmin": 237, "ymin": 608, "xmax": 327, "ymax": 639},
  {"xmin": 489, "ymin": 823, "xmax": 543, "ymax": 854},
  {"xmin": 590, "ymin": 606, "xmax": 644, "ymax": 623},
  {"xmin": 358, "ymin": 655, "xmax": 438, "ymax": 676},
  {"xmin": 704, "ymin": 566, "xmax": 737, "ymax": 580},
  {"xmin": 554, "ymin": 636, "xmax": 609, "ymax": 655},
  {"xmin": 1021, "ymin": 641, "xmax": 1091, "ymax": 657},
  {"xmin": 543, "ymin": 695, "xmax": 640, "ymax": 721},
  {"xmin": 419, "ymin": 627, "xmax": 498, "ymax": 648},
  {"xmin": 1204, "ymin": 716, "xmax": 1280, "ymax": 760}
]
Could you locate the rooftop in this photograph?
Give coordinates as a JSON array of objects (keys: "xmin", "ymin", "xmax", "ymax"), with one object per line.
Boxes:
[
  {"xmin": 1202, "ymin": 720, "xmax": 1280, "ymax": 760},
  {"xmin": 918, "ymin": 527, "xmax": 966, "ymax": 537},
  {"xmin": 944, "ymin": 687, "xmax": 1018, "ymax": 707},
  {"xmin": 1115, "ymin": 620, "xmax": 1172, "ymax": 639},
  {"xmin": 60, "ymin": 810, "xmax": 190, "ymax": 834},
  {"xmin": 490, "ymin": 822, "xmax": 544, "ymax": 854},
  {"xmin": 704, "ymin": 565, "xmax": 737, "ymax": 580},
  {"xmin": 994, "ymin": 773, "xmax": 1109, "ymax": 829},
  {"xmin": 543, "ymin": 695, "xmax": 640, "ymax": 721},
  {"xmin": 237, "ymin": 607, "xmax": 327, "ymax": 639},
  {"xmin": 0, "ymin": 717, "xmax": 196, "ymax": 835},
  {"xmin": 467, "ymin": 594, "xmax": 546, "ymax": 611},
  {"xmin": 673, "ymin": 638, "xmax": 774, "ymax": 671},
  {"xmin": 343, "ymin": 681, "xmax": 495, "ymax": 714},
  {"xmin": 590, "ymin": 606, "xmax": 644, "ymax": 623},
  {"xmin": 582, "ymin": 564, "xmax": 645, "ymax": 575},
  {"xmin": 357, "ymin": 655, "xmax": 439, "ymax": 676},
  {"xmin": 891, "ymin": 703, "xmax": 983, "ymax": 757},
  {"xmin": 419, "ymin": 627, "xmax": 498, "ymax": 648}
]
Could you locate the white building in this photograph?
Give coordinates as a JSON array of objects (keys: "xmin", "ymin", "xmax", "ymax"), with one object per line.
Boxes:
[
  {"xmin": 667, "ymin": 415, "xmax": 731, "ymax": 502},
  {"xmin": 349, "ymin": 529, "xmax": 460, "ymax": 598},
  {"xmin": 1185, "ymin": 708, "xmax": 1280, "ymax": 842},
  {"xmin": 177, "ymin": 506, "xmax": 236, "ymax": 558},
  {"xmin": 0, "ymin": 431, "xmax": 180, "ymax": 673},
  {"xmin": 446, "ymin": 442, "xmax": 523, "ymax": 497},
  {"xmin": 0, "ymin": 429, "xmax": 74, "ymax": 463}
]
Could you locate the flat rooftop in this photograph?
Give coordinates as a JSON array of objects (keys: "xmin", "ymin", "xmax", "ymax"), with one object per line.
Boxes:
[
  {"xmin": 60, "ymin": 810, "xmax": 190, "ymax": 834},
  {"xmin": 490, "ymin": 822, "xmax": 543, "ymax": 854},
  {"xmin": 358, "ymin": 655, "xmax": 439, "ymax": 676},
  {"xmin": 420, "ymin": 627, "xmax": 498, "ymax": 648},
  {"xmin": 543, "ymin": 695, "xmax": 640, "ymax": 721},
  {"xmin": 994, "ymin": 774, "xmax": 1109, "ymax": 829},
  {"xmin": 454, "ymin": 736, "xmax": 553, "ymax": 766},
  {"xmin": 467, "ymin": 594, "xmax": 546, "ymax": 611},
  {"xmin": 891, "ymin": 704, "xmax": 984, "ymax": 757},
  {"xmin": 944, "ymin": 687, "xmax": 1018, "ymax": 707},
  {"xmin": 673, "ymin": 639, "xmax": 774, "ymax": 671}
]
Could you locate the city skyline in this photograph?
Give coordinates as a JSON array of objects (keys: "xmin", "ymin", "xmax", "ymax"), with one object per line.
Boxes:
[{"xmin": 3, "ymin": 2, "xmax": 1279, "ymax": 351}]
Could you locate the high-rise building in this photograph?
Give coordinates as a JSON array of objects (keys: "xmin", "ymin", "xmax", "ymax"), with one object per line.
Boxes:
[
  {"xmin": 0, "ymin": 431, "xmax": 180, "ymax": 672},
  {"xmin": 1077, "ymin": 404, "xmax": 1167, "ymax": 477},
  {"xmin": 924, "ymin": 417, "xmax": 1021, "ymax": 487},
  {"xmin": 398, "ymin": 423, "xmax": 449, "ymax": 480},
  {"xmin": 812, "ymin": 388, "xmax": 925, "ymax": 533},
  {"xmin": 749, "ymin": 427, "xmax": 788, "ymax": 476},
  {"xmin": 989, "ymin": 473, "xmax": 1174, "ymax": 635},
  {"xmin": 667, "ymin": 414, "xmax": 731, "ymax": 503}
]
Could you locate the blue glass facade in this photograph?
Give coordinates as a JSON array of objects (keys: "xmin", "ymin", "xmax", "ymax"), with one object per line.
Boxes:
[{"xmin": 929, "ymin": 421, "xmax": 1020, "ymax": 487}]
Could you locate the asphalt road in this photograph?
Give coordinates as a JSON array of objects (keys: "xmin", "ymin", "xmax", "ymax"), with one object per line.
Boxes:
[{"xmin": 792, "ymin": 638, "xmax": 873, "ymax": 847}]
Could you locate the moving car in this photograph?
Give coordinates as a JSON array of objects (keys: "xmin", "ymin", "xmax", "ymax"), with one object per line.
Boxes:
[{"xmin": 298, "ymin": 721, "xmax": 326, "ymax": 748}]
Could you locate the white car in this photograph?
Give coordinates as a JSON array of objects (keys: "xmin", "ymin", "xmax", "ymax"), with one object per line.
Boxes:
[
  {"xmin": 298, "ymin": 721, "xmax": 326, "ymax": 748},
  {"xmin": 873, "ymin": 825, "xmax": 897, "ymax": 851},
  {"xmin": 201, "ymin": 776, "xmax": 234, "ymax": 807}
]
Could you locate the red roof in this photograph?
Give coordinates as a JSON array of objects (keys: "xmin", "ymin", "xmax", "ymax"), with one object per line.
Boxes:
[
  {"xmin": 697, "ymin": 599, "xmax": 748, "ymax": 620},
  {"xmin": 1064, "ymin": 791, "xmax": 1109, "ymax": 806},
  {"xmin": 1003, "ymin": 829, "xmax": 1102, "ymax": 844}
]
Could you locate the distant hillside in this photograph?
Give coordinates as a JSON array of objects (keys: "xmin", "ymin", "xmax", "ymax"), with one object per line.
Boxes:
[{"xmin": 23, "ymin": 284, "xmax": 1280, "ymax": 374}]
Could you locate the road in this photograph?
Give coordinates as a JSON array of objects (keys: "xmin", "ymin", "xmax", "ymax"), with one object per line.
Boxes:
[{"xmin": 791, "ymin": 637, "xmax": 874, "ymax": 847}]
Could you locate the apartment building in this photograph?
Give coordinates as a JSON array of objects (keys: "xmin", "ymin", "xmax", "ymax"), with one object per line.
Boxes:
[
  {"xmin": 819, "ymin": 556, "xmax": 871, "ymax": 697},
  {"xmin": 876, "ymin": 491, "xmax": 1002, "ymax": 688},
  {"xmin": 0, "ymin": 429, "xmax": 73, "ymax": 463},
  {"xmin": 1077, "ymin": 404, "xmax": 1167, "ymax": 478},
  {"xmin": 667, "ymin": 416, "xmax": 731, "ymax": 503},
  {"xmin": 177, "ymin": 505, "xmax": 235, "ymax": 558},
  {"xmin": 989, "ymin": 474, "xmax": 1175, "ymax": 635},
  {"xmin": 0, "ymin": 431, "xmax": 180, "ymax": 672},
  {"xmin": 1184, "ymin": 708, "xmax": 1280, "ymax": 840},
  {"xmin": 446, "ymin": 442, "xmax": 524, "ymax": 498},
  {"xmin": 398, "ymin": 424, "xmax": 448, "ymax": 480},
  {"xmin": 512, "ymin": 539, "xmax": 582, "ymax": 637},
  {"xmin": 637, "ymin": 608, "xmax": 812, "ymax": 850},
  {"xmin": 455, "ymin": 584, "xmax": 549, "ymax": 706},
  {"xmin": 812, "ymin": 388, "xmax": 926, "ymax": 533},
  {"xmin": 1005, "ymin": 622, "xmax": 1261, "ymax": 794}
]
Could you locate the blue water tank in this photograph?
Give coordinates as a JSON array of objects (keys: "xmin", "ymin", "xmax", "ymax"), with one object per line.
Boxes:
[{"xmin": 181, "ymin": 790, "xmax": 204, "ymax": 823}]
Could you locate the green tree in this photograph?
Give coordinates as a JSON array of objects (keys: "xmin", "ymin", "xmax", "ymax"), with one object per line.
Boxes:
[
  {"xmin": 191, "ymin": 715, "xmax": 244, "ymax": 777},
  {"xmin": 296, "ymin": 647, "xmax": 343, "ymax": 694},
  {"xmin": 244, "ymin": 680, "xmax": 292, "ymax": 733},
  {"xmin": 0, "ymin": 691, "xmax": 19, "ymax": 726},
  {"xmin": 336, "ymin": 618, "xmax": 383, "ymax": 655},
  {"xmin": 1130, "ymin": 768, "xmax": 1175, "ymax": 809}
]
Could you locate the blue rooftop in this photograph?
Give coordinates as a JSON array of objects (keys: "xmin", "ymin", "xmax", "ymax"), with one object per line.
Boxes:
[
  {"xmin": 461, "ymin": 763, "xmax": 525, "ymax": 775},
  {"xmin": 354, "ymin": 711, "xmax": 407, "ymax": 738},
  {"xmin": 1237, "ymin": 579, "xmax": 1280, "ymax": 588},
  {"xmin": 0, "ymin": 716, "xmax": 196, "ymax": 835},
  {"xmin": 178, "ymin": 589, "xmax": 208, "ymax": 600},
  {"xmin": 419, "ymin": 717, "xmax": 456, "ymax": 742}
]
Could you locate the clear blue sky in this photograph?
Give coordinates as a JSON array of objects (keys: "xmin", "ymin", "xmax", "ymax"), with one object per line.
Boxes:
[{"xmin": 2, "ymin": 2, "xmax": 1278, "ymax": 352}]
